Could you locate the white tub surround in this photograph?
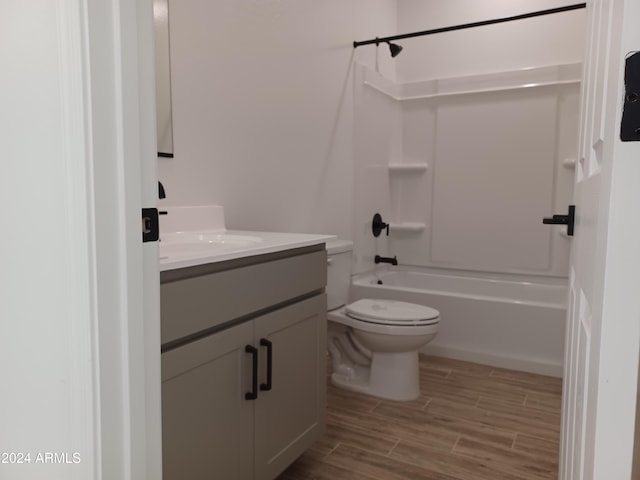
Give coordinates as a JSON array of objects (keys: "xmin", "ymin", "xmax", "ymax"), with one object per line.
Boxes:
[
  {"xmin": 352, "ymin": 62, "xmax": 579, "ymax": 279},
  {"xmin": 362, "ymin": 62, "xmax": 581, "ymax": 100},
  {"xmin": 351, "ymin": 267, "xmax": 567, "ymax": 377},
  {"xmin": 158, "ymin": 205, "xmax": 334, "ymax": 271}
]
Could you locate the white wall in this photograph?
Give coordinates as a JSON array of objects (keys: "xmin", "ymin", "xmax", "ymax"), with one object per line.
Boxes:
[
  {"xmin": 396, "ymin": 0, "xmax": 586, "ymax": 82},
  {"xmin": 0, "ymin": 4, "xmax": 97, "ymax": 478},
  {"xmin": 158, "ymin": 0, "xmax": 397, "ymax": 240}
]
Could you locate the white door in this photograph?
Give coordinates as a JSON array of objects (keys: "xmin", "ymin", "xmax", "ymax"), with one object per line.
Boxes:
[{"xmin": 560, "ymin": 0, "xmax": 640, "ymax": 478}]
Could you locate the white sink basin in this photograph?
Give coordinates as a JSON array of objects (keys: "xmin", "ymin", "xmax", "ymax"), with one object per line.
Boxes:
[
  {"xmin": 161, "ymin": 232, "xmax": 263, "ymax": 247},
  {"xmin": 159, "ymin": 231, "xmax": 263, "ymax": 258}
]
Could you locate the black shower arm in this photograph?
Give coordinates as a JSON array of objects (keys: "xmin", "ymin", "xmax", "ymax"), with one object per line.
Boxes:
[{"xmin": 353, "ymin": 3, "xmax": 586, "ymax": 48}]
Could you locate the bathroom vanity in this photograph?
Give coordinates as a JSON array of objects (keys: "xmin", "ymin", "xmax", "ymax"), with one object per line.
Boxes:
[{"xmin": 159, "ymin": 206, "xmax": 331, "ymax": 480}]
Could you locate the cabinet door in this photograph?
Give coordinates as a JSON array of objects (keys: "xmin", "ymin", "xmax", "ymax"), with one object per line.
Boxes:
[
  {"xmin": 162, "ymin": 321, "xmax": 254, "ymax": 480},
  {"xmin": 253, "ymin": 294, "xmax": 327, "ymax": 480}
]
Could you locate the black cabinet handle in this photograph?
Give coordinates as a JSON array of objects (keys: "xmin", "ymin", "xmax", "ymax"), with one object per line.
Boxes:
[
  {"xmin": 542, "ymin": 205, "xmax": 575, "ymax": 236},
  {"xmin": 260, "ymin": 339, "xmax": 273, "ymax": 392},
  {"xmin": 245, "ymin": 345, "xmax": 258, "ymax": 400}
]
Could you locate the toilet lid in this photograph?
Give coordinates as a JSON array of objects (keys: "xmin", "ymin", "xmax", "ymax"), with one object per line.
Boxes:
[{"xmin": 345, "ymin": 299, "xmax": 439, "ymax": 325}]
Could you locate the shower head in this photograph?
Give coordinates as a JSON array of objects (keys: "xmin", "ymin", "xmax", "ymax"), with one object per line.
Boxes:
[
  {"xmin": 370, "ymin": 37, "xmax": 404, "ymax": 58},
  {"xmin": 387, "ymin": 41, "xmax": 403, "ymax": 58}
]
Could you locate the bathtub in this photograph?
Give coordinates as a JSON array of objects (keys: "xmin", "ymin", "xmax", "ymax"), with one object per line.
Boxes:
[{"xmin": 350, "ymin": 267, "xmax": 568, "ymax": 377}]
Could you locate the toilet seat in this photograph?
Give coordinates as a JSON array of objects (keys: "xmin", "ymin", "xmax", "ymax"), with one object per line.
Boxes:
[{"xmin": 345, "ymin": 299, "xmax": 439, "ymax": 326}]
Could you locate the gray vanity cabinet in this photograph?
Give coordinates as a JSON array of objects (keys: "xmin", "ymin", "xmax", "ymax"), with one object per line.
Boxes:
[
  {"xmin": 161, "ymin": 320, "xmax": 255, "ymax": 480},
  {"xmin": 160, "ymin": 246, "xmax": 327, "ymax": 480},
  {"xmin": 253, "ymin": 295, "xmax": 326, "ymax": 480}
]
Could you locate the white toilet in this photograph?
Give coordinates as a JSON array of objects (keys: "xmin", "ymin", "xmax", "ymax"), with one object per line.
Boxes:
[{"xmin": 326, "ymin": 240, "xmax": 440, "ymax": 401}]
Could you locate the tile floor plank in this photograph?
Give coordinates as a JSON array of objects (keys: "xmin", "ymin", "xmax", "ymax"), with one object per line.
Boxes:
[
  {"xmin": 324, "ymin": 443, "xmax": 463, "ymax": 480},
  {"xmin": 389, "ymin": 438, "xmax": 542, "ymax": 480},
  {"xmin": 513, "ymin": 433, "xmax": 560, "ymax": 459},
  {"xmin": 453, "ymin": 436, "xmax": 558, "ymax": 479},
  {"xmin": 326, "ymin": 407, "xmax": 459, "ymax": 451},
  {"xmin": 320, "ymin": 421, "xmax": 400, "ymax": 456},
  {"xmin": 277, "ymin": 355, "xmax": 562, "ymax": 479},
  {"xmin": 372, "ymin": 401, "xmax": 516, "ymax": 449}
]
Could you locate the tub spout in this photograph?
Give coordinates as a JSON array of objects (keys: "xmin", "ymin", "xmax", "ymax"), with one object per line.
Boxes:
[{"xmin": 375, "ymin": 255, "xmax": 398, "ymax": 266}]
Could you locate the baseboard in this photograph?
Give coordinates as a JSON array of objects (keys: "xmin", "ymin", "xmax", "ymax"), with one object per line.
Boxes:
[{"xmin": 421, "ymin": 344, "xmax": 564, "ymax": 378}]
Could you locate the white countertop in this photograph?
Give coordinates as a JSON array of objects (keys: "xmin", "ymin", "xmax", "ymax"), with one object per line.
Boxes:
[
  {"xmin": 155, "ymin": 205, "xmax": 334, "ymax": 271},
  {"xmin": 159, "ymin": 230, "xmax": 335, "ymax": 271}
]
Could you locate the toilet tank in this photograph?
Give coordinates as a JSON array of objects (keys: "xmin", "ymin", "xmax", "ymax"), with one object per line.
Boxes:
[{"xmin": 325, "ymin": 239, "xmax": 353, "ymax": 310}]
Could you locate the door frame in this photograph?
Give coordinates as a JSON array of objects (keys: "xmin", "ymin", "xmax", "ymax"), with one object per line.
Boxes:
[{"xmin": 85, "ymin": 0, "xmax": 162, "ymax": 477}]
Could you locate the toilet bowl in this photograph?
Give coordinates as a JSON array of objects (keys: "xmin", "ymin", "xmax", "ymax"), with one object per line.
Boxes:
[{"xmin": 326, "ymin": 240, "xmax": 440, "ymax": 401}]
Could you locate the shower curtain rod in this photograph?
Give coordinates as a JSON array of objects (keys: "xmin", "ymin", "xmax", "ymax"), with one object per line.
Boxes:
[{"xmin": 353, "ymin": 3, "xmax": 586, "ymax": 48}]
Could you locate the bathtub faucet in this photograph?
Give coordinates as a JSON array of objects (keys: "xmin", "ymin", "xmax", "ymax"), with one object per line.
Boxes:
[{"xmin": 375, "ymin": 255, "xmax": 398, "ymax": 266}]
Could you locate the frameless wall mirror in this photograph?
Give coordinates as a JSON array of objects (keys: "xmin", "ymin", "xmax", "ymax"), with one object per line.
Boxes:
[{"xmin": 154, "ymin": 0, "xmax": 174, "ymax": 157}]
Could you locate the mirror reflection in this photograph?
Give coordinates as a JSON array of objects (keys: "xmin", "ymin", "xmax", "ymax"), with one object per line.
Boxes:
[{"xmin": 154, "ymin": 0, "xmax": 174, "ymax": 157}]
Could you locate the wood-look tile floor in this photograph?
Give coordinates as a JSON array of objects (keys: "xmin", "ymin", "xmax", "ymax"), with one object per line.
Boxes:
[{"xmin": 278, "ymin": 355, "xmax": 562, "ymax": 480}]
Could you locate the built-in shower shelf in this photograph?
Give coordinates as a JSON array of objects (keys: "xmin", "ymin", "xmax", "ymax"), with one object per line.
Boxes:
[
  {"xmin": 388, "ymin": 163, "xmax": 429, "ymax": 173},
  {"xmin": 562, "ymin": 158, "xmax": 576, "ymax": 169},
  {"xmin": 389, "ymin": 222, "xmax": 426, "ymax": 233}
]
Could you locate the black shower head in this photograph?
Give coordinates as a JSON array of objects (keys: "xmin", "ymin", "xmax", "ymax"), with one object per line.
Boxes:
[
  {"xmin": 387, "ymin": 41, "xmax": 403, "ymax": 58},
  {"xmin": 370, "ymin": 37, "xmax": 404, "ymax": 58}
]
